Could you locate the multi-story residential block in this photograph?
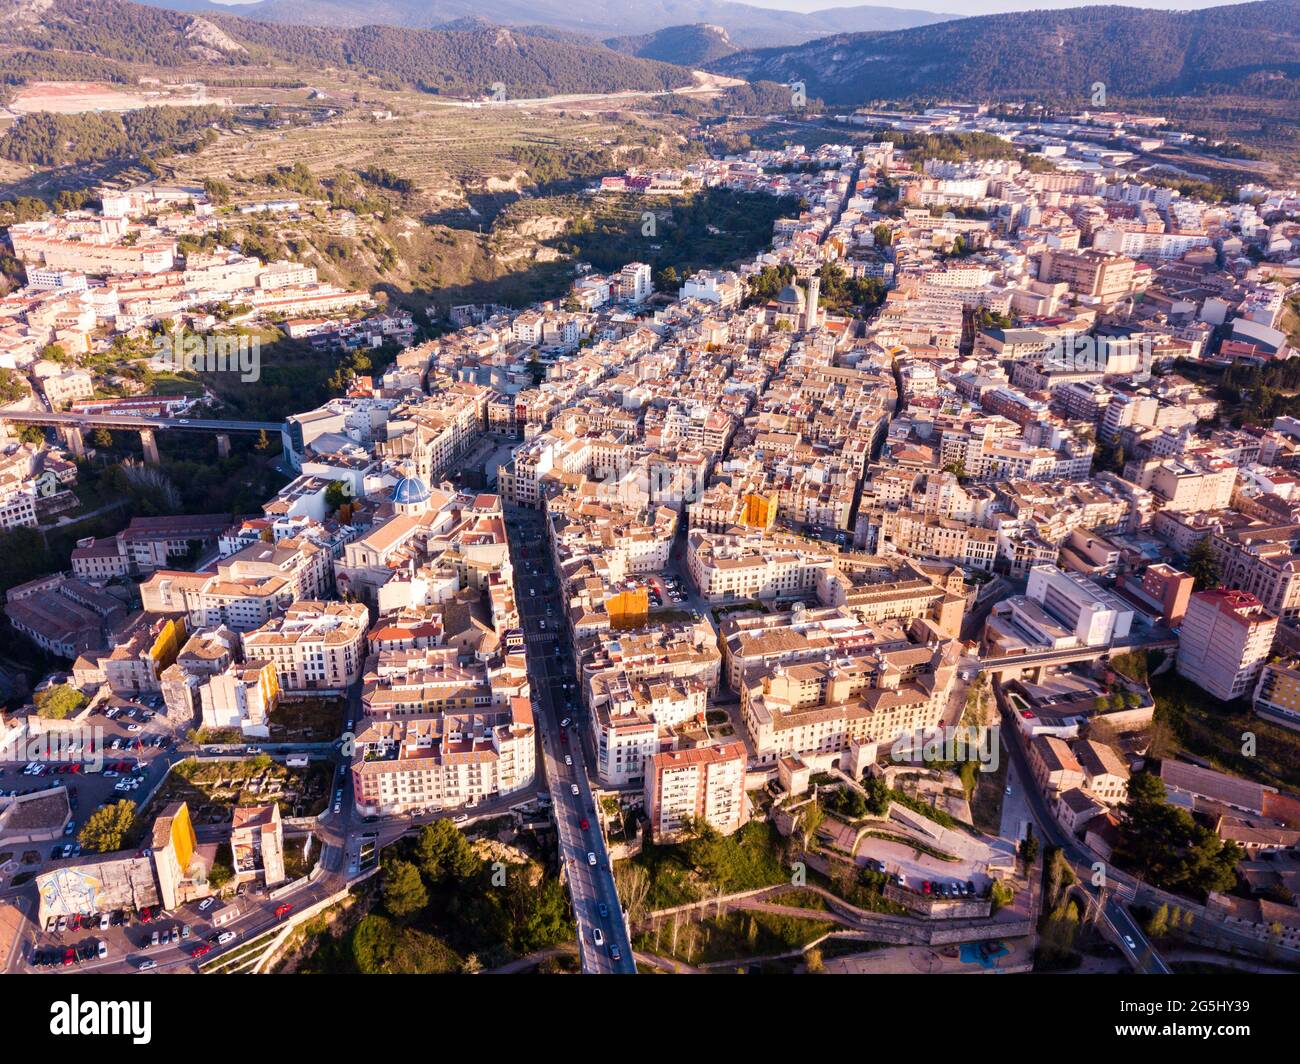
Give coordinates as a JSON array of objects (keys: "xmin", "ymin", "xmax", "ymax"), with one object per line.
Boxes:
[
  {"xmin": 1177, "ymin": 589, "xmax": 1278, "ymax": 702},
  {"xmin": 241, "ymin": 600, "xmax": 368, "ymax": 692},
  {"xmin": 644, "ymin": 741, "xmax": 746, "ymax": 840}
]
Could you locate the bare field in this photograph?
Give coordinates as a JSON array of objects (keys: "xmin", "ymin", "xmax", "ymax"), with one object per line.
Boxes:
[{"xmin": 8, "ymin": 80, "xmax": 230, "ymax": 114}]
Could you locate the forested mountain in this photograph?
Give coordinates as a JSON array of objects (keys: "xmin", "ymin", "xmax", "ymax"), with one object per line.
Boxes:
[
  {"xmin": 606, "ymin": 25, "xmax": 740, "ymax": 67},
  {"xmin": 124, "ymin": 0, "xmax": 948, "ymax": 49},
  {"xmin": 0, "ymin": 0, "xmax": 695, "ymax": 97},
  {"xmin": 709, "ymin": 0, "xmax": 1300, "ymax": 104}
]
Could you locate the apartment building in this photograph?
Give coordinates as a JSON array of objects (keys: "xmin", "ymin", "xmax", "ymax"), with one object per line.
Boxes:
[
  {"xmin": 1038, "ymin": 247, "xmax": 1136, "ymax": 303},
  {"xmin": 740, "ymin": 638, "xmax": 958, "ymax": 766},
  {"xmin": 350, "ymin": 698, "xmax": 536, "ymax": 816},
  {"xmin": 644, "ymin": 741, "xmax": 747, "ymax": 840},
  {"xmin": 1253, "ymin": 660, "xmax": 1300, "ymax": 732},
  {"xmin": 686, "ymin": 529, "xmax": 836, "ymax": 603},
  {"xmin": 1177, "ymin": 589, "xmax": 1278, "ymax": 702},
  {"xmin": 241, "ymin": 600, "xmax": 368, "ymax": 692}
]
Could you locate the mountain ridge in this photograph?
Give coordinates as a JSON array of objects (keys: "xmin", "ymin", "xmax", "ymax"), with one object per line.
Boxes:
[
  {"xmin": 707, "ymin": 0, "xmax": 1300, "ymax": 104},
  {"xmin": 122, "ymin": 0, "xmax": 949, "ymax": 49}
]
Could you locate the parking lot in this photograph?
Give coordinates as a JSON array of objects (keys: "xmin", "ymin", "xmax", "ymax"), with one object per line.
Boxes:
[
  {"xmin": 23, "ymin": 895, "xmax": 245, "ymax": 973},
  {"xmin": 0, "ymin": 696, "xmax": 183, "ymax": 874}
]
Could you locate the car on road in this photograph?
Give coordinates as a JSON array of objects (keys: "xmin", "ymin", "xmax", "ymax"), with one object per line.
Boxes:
[
  {"xmin": 598, "ymin": 901, "xmax": 608, "ymax": 918},
  {"xmin": 137, "ymin": 959, "xmax": 157, "ymax": 971},
  {"xmin": 579, "ymin": 817, "xmax": 589, "ymax": 831},
  {"xmin": 1123, "ymin": 934, "xmax": 1137, "ymax": 950},
  {"xmin": 559, "ymin": 717, "xmax": 571, "ymax": 728},
  {"xmin": 570, "ymin": 784, "xmax": 580, "ymax": 796},
  {"xmin": 217, "ymin": 931, "xmax": 237, "ymax": 945},
  {"xmin": 610, "ymin": 945, "xmax": 621, "ymax": 961},
  {"xmin": 453, "ymin": 813, "xmax": 469, "ymax": 823},
  {"xmin": 592, "ymin": 927, "xmax": 604, "ymax": 946},
  {"xmin": 564, "ymin": 754, "xmax": 572, "ymax": 767},
  {"xmin": 191, "ymin": 943, "xmax": 210, "ymax": 958},
  {"xmin": 1005, "ymin": 785, "xmax": 1013, "ymax": 795},
  {"xmin": 587, "ymin": 852, "xmax": 597, "ymax": 866},
  {"xmin": 63, "ymin": 821, "xmax": 76, "ymax": 836},
  {"xmin": 275, "ymin": 903, "xmax": 293, "ymax": 919},
  {"xmin": 198, "ymin": 898, "xmax": 216, "ymax": 913}
]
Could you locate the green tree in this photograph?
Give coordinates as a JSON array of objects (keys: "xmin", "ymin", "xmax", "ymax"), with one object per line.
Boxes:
[
  {"xmin": 382, "ymin": 858, "xmax": 429, "ymax": 918},
  {"xmin": 79, "ymin": 800, "xmax": 136, "ymax": 854},
  {"xmin": 34, "ymin": 684, "xmax": 88, "ymax": 720},
  {"xmin": 92, "ymin": 427, "xmax": 113, "ymax": 449},
  {"xmin": 1186, "ymin": 537, "xmax": 1220, "ymax": 591},
  {"xmin": 1113, "ymin": 773, "xmax": 1242, "ymax": 898},
  {"xmin": 324, "ymin": 480, "xmax": 351, "ymax": 511},
  {"xmin": 1020, "ymin": 833, "xmax": 1039, "ymax": 871},
  {"xmin": 414, "ymin": 820, "xmax": 480, "ymax": 882}
]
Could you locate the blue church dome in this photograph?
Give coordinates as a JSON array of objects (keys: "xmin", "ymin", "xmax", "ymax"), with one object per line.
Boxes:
[{"xmin": 390, "ymin": 475, "xmax": 431, "ymax": 506}]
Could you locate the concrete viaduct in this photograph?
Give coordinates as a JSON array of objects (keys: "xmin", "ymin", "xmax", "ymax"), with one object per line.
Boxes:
[{"xmin": 0, "ymin": 407, "xmax": 284, "ymax": 464}]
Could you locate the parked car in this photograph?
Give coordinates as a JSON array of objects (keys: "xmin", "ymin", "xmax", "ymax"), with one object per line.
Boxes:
[
  {"xmin": 217, "ymin": 931, "xmax": 237, "ymax": 945},
  {"xmin": 198, "ymin": 898, "xmax": 216, "ymax": 913},
  {"xmin": 137, "ymin": 959, "xmax": 157, "ymax": 971},
  {"xmin": 191, "ymin": 943, "xmax": 211, "ymax": 958},
  {"xmin": 96, "ymin": 940, "xmax": 108, "ymax": 959}
]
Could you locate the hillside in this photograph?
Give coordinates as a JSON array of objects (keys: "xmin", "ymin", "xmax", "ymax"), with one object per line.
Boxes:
[
  {"xmin": 125, "ymin": 0, "xmax": 948, "ymax": 49},
  {"xmin": 709, "ymin": 0, "xmax": 1300, "ymax": 104},
  {"xmin": 606, "ymin": 24, "xmax": 739, "ymax": 67},
  {"xmin": 0, "ymin": 0, "xmax": 695, "ymax": 98}
]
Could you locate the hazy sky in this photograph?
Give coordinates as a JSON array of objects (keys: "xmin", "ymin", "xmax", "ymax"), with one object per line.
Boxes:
[
  {"xmin": 738, "ymin": 0, "xmax": 1250, "ymax": 12},
  {"xmin": 203, "ymin": 0, "xmax": 1255, "ymax": 8}
]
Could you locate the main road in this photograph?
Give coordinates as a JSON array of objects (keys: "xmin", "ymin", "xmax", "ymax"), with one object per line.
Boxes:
[{"xmin": 505, "ymin": 506, "xmax": 635, "ymax": 974}]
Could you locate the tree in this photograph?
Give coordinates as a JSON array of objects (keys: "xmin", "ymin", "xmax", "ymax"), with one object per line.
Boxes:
[
  {"xmin": 1113, "ymin": 773, "xmax": 1242, "ymax": 898},
  {"xmin": 1146, "ymin": 902, "xmax": 1170, "ymax": 939},
  {"xmin": 34, "ymin": 684, "xmax": 88, "ymax": 720},
  {"xmin": 414, "ymin": 820, "xmax": 479, "ymax": 883},
  {"xmin": 0, "ymin": 367, "xmax": 29, "ymax": 403},
  {"xmin": 92, "ymin": 427, "xmax": 113, "ymax": 449},
  {"xmin": 79, "ymin": 800, "xmax": 136, "ymax": 854},
  {"xmin": 1020, "ymin": 833, "xmax": 1039, "ymax": 871},
  {"xmin": 1187, "ymin": 537, "xmax": 1220, "ymax": 591},
  {"xmin": 801, "ymin": 800, "xmax": 825, "ymax": 844},
  {"xmin": 382, "ymin": 858, "xmax": 428, "ymax": 918},
  {"xmin": 324, "ymin": 480, "xmax": 351, "ymax": 511},
  {"xmin": 255, "ymin": 429, "xmax": 271, "ymax": 452}
]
